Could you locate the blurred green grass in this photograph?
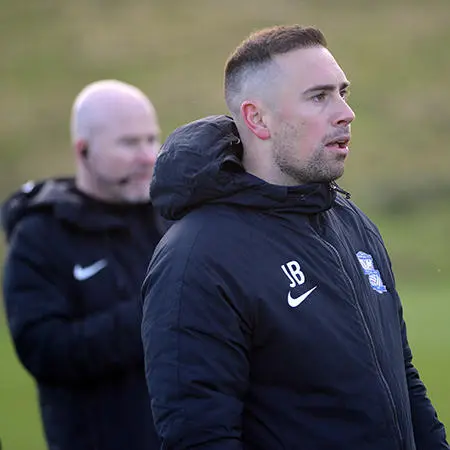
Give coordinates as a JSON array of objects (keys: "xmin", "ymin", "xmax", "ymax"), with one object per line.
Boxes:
[{"xmin": 1, "ymin": 0, "xmax": 449, "ymax": 447}]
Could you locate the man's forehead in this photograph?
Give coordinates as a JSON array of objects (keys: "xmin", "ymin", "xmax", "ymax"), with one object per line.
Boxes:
[
  {"xmin": 275, "ymin": 46, "xmax": 348, "ymax": 86},
  {"xmin": 101, "ymin": 115, "xmax": 159, "ymax": 137}
]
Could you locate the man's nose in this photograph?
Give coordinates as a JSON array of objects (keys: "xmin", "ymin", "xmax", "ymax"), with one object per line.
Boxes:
[
  {"xmin": 333, "ymin": 100, "xmax": 355, "ymax": 127},
  {"xmin": 138, "ymin": 143, "xmax": 159, "ymax": 165}
]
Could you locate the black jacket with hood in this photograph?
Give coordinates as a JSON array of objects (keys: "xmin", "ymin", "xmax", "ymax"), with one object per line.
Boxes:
[
  {"xmin": 141, "ymin": 115, "xmax": 448, "ymax": 450},
  {"xmin": 1, "ymin": 178, "xmax": 163, "ymax": 450}
]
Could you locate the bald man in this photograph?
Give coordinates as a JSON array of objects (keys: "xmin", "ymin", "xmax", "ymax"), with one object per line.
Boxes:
[
  {"xmin": 72, "ymin": 80, "xmax": 160, "ymax": 203},
  {"xmin": 2, "ymin": 80, "xmax": 164, "ymax": 450}
]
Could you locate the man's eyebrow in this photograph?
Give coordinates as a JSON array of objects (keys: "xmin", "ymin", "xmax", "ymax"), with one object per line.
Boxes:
[
  {"xmin": 303, "ymin": 81, "xmax": 350, "ymax": 95},
  {"xmin": 118, "ymin": 131, "xmax": 160, "ymax": 141},
  {"xmin": 118, "ymin": 135, "xmax": 140, "ymax": 142}
]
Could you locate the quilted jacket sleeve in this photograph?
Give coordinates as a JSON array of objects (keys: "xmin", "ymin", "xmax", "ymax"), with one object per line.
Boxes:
[{"xmin": 142, "ymin": 224, "xmax": 251, "ymax": 449}]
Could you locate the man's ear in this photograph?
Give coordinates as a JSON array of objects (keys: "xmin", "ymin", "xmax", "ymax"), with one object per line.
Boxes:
[
  {"xmin": 74, "ymin": 139, "xmax": 88, "ymax": 158},
  {"xmin": 240, "ymin": 101, "xmax": 271, "ymax": 140}
]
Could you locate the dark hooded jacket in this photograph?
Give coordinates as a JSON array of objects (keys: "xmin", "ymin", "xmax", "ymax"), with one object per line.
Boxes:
[
  {"xmin": 1, "ymin": 178, "xmax": 163, "ymax": 450},
  {"xmin": 141, "ymin": 115, "xmax": 448, "ymax": 450}
]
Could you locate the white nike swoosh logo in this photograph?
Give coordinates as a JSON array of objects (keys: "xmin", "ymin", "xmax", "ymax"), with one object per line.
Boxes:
[
  {"xmin": 288, "ymin": 286, "xmax": 318, "ymax": 307},
  {"xmin": 73, "ymin": 259, "xmax": 108, "ymax": 281}
]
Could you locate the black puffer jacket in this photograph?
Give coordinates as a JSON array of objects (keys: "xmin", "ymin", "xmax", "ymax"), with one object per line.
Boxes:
[
  {"xmin": 142, "ymin": 115, "xmax": 448, "ymax": 450},
  {"xmin": 2, "ymin": 178, "xmax": 164, "ymax": 450}
]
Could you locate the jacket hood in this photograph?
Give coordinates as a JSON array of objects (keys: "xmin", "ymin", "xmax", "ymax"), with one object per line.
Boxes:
[
  {"xmin": 1, "ymin": 177, "xmax": 158, "ymax": 240},
  {"xmin": 150, "ymin": 115, "xmax": 344, "ymax": 221}
]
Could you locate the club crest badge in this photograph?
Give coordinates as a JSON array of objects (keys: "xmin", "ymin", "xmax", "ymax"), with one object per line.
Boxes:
[{"xmin": 356, "ymin": 251, "xmax": 387, "ymax": 294}]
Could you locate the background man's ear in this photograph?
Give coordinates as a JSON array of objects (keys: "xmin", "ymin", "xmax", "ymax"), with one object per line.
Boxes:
[{"xmin": 75, "ymin": 140, "xmax": 89, "ymax": 159}]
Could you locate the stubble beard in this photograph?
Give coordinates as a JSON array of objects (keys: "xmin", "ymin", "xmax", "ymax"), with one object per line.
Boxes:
[
  {"xmin": 273, "ymin": 124, "xmax": 345, "ymax": 186},
  {"xmin": 122, "ymin": 181, "xmax": 151, "ymax": 203}
]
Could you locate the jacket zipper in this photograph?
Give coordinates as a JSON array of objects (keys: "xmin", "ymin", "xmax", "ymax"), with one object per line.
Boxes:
[{"xmin": 321, "ymin": 237, "xmax": 403, "ymax": 450}]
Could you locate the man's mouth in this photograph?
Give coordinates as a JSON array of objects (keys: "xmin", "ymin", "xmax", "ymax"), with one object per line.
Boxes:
[
  {"xmin": 325, "ymin": 135, "xmax": 351, "ymax": 149},
  {"xmin": 130, "ymin": 171, "xmax": 153, "ymax": 181}
]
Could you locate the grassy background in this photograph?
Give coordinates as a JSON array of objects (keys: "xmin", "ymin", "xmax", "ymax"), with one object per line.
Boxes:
[{"xmin": 1, "ymin": 1, "xmax": 449, "ymax": 448}]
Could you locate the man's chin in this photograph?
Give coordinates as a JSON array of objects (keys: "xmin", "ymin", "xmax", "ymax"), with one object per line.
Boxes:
[
  {"xmin": 122, "ymin": 189, "xmax": 150, "ymax": 204},
  {"xmin": 122, "ymin": 180, "xmax": 151, "ymax": 202},
  {"xmin": 328, "ymin": 164, "xmax": 345, "ymax": 182},
  {"xmin": 309, "ymin": 167, "xmax": 344, "ymax": 184},
  {"xmin": 331, "ymin": 171, "xmax": 344, "ymax": 182}
]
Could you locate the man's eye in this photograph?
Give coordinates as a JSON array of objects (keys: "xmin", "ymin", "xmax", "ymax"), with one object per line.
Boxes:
[
  {"xmin": 122, "ymin": 138, "xmax": 139, "ymax": 146},
  {"xmin": 312, "ymin": 92, "xmax": 326, "ymax": 102},
  {"xmin": 340, "ymin": 90, "xmax": 350, "ymax": 99}
]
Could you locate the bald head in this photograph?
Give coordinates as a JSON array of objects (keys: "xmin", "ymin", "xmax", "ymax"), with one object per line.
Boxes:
[{"xmin": 70, "ymin": 79, "xmax": 156, "ymax": 144}]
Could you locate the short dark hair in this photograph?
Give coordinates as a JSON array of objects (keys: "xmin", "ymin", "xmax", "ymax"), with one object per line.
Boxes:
[{"xmin": 224, "ymin": 25, "xmax": 327, "ymax": 113}]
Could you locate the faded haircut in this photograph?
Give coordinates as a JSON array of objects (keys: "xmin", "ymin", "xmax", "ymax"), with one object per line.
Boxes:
[{"xmin": 224, "ymin": 25, "xmax": 327, "ymax": 117}]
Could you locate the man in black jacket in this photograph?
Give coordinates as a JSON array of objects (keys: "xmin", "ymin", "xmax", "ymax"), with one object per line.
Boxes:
[
  {"xmin": 2, "ymin": 79, "xmax": 164, "ymax": 449},
  {"xmin": 141, "ymin": 26, "xmax": 449, "ymax": 449}
]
